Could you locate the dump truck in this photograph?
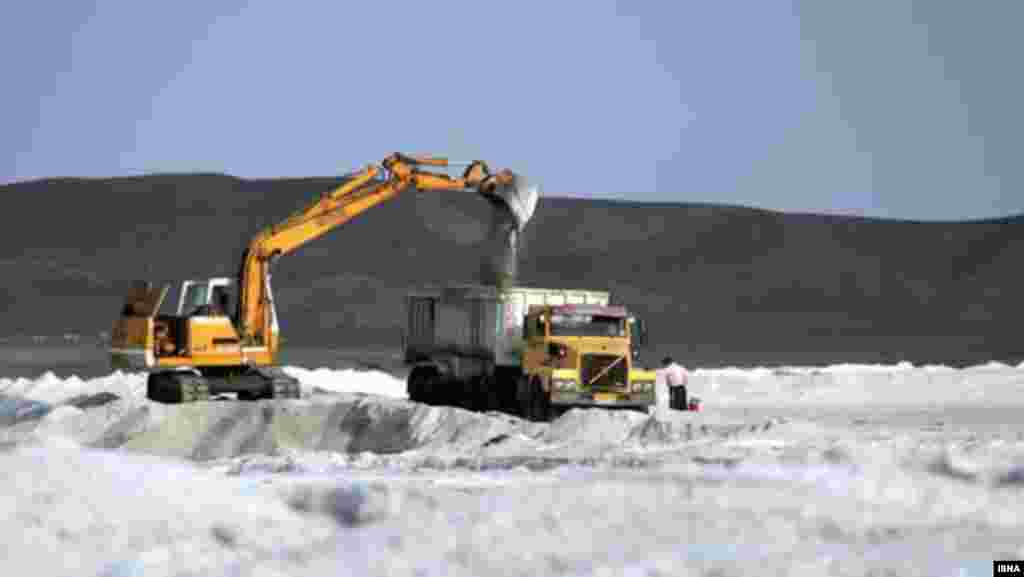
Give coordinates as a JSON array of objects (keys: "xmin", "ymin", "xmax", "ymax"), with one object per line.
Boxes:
[
  {"xmin": 403, "ymin": 284, "xmax": 658, "ymax": 420},
  {"xmin": 109, "ymin": 153, "xmax": 539, "ymax": 403}
]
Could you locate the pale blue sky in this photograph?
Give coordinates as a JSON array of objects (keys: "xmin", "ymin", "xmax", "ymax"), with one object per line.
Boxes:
[{"xmin": 3, "ymin": 1, "xmax": 1021, "ymax": 220}]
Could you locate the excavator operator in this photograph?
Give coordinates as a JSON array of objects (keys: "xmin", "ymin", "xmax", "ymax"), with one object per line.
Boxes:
[{"xmin": 190, "ymin": 287, "xmax": 232, "ymax": 318}]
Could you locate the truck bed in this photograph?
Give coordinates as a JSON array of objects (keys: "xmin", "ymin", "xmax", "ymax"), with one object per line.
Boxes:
[{"xmin": 404, "ymin": 284, "xmax": 610, "ymax": 367}]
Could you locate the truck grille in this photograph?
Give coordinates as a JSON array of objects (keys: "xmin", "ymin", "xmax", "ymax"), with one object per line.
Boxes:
[{"xmin": 581, "ymin": 354, "xmax": 628, "ymax": 391}]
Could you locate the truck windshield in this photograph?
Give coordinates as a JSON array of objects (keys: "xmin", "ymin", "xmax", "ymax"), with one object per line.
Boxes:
[{"xmin": 549, "ymin": 314, "xmax": 625, "ymax": 337}]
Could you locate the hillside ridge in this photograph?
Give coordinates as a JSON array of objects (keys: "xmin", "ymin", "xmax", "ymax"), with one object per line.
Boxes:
[{"xmin": 3, "ymin": 174, "xmax": 1022, "ymax": 367}]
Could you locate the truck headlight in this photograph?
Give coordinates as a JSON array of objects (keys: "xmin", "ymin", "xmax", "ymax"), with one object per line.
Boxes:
[
  {"xmin": 631, "ymin": 381, "xmax": 654, "ymax": 393},
  {"xmin": 552, "ymin": 379, "xmax": 577, "ymax": 392}
]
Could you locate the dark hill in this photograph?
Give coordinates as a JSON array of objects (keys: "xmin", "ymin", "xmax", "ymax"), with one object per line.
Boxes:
[{"xmin": 2, "ymin": 175, "xmax": 1022, "ymax": 367}]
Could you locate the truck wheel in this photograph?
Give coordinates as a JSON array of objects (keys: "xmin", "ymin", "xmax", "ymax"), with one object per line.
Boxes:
[
  {"xmin": 467, "ymin": 378, "xmax": 488, "ymax": 411},
  {"xmin": 407, "ymin": 373, "xmax": 419, "ymax": 403},
  {"xmin": 146, "ymin": 372, "xmax": 171, "ymax": 403},
  {"xmin": 527, "ymin": 376, "xmax": 551, "ymax": 422},
  {"xmin": 480, "ymin": 376, "xmax": 501, "ymax": 413},
  {"xmin": 516, "ymin": 375, "xmax": 532, "ymax": 419},
  {"xmin": 407, "ymin": 368, "xmax": 424, "ymax": 403},
  {"xmin": 464, "ymin": 376, "xmax": 482, "ymax": 411},
  {"xmin": 407, "ymin": 367, "xmax": 438, "ymax": 405}
]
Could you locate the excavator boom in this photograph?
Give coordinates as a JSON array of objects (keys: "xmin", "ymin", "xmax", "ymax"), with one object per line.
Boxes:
[
  {"xmin": 112, "ymin": 152, "xmax": 540, "ymax": 405},
  {"xmin": 111, "ymin": 151, "xmax": 539, "ymax": 406},
  {"xmin": 236, "ymin": 152, "xmax": 539, "ymax": 347}
]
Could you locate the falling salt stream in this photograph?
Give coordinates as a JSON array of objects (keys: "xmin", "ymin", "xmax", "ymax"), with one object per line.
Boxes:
[
  {"xmin": 479, "ymin": 172, "xmax": 537, "ymax": 288},
  {"xmin": 482, "ymin": 208, "xmax": 520, "ymax": 288}
]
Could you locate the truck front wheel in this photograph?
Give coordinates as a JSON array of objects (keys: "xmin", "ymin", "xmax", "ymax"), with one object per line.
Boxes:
[
  {"xmin": 407, "ymin": 366, "xmax": 439, "ymax": 405},
  {"xmin": 522, "ymin": 375, "xmax": 552, "ymax": 422}
]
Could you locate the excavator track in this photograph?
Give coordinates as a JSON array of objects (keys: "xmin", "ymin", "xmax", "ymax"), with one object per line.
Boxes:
[
  {"xmin": 146, "ymin": 367, "xmax": 300, "ymax": 404},
  {"xmin": 252, "ymin": 366, "xmax": 302, "ymax": 400},
  {"xmin": 147, "ymin": 372, "xmax": 211, "ymax": 404}
]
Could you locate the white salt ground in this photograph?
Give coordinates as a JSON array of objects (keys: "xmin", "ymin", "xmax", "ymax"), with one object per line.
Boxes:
[
  {"xmin": 1, "ymin": 360, "xmax": 1024, "ymax": 576},
  {"xmin": 1, "ymin": 359, "xmax": 1020, "ymax": 413}
]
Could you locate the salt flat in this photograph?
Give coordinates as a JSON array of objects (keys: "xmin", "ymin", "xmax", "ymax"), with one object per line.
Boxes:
[{"xmin": 2, "ymin": 360, "xmax": 1023, "ymax": 576}]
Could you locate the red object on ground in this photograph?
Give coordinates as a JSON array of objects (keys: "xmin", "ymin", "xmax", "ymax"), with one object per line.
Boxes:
[{"xmin": 688, "ymin": 398, "xmax": 701, "ymax": 411}]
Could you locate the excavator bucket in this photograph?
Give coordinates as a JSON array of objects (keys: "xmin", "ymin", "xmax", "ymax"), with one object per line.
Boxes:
[
  {"xmin": 476, "ymin": 171, "xmax": 539, "ymax": 289},
  {"xmin": 481, "ymin": 172, "xmax": 539, "ymax": 231}
]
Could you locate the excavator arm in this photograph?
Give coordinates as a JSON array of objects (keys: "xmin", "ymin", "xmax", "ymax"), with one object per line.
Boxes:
[{"xmin": 235, "ymin": 152, "xmax": 538, "ymax": 347}]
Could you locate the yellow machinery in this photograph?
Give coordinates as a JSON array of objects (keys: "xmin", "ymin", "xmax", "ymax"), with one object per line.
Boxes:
[
  {"xmin": 403, "ymin": 286, "xmax": 658, "ymax": 420},
  {"xmin": 517, "ymin": 303, "xmax": 657, "ymax": 420},
  {"xmin": 110, "ymin": 153, "xmax": 538, "ymax": 403}
]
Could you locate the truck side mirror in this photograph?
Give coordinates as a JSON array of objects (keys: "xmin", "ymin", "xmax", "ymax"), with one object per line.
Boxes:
[{"xmin": 634, "ymin": 318, "xmax": 647, "ymax": 346}]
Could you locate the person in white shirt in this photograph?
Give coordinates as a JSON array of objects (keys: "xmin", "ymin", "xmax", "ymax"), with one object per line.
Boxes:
[{"xmin": 658, "ymin": 356, "xmax": 689, "ymax": 410}]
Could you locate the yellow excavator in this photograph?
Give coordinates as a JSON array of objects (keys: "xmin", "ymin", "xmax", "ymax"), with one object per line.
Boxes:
[{"xmin": 109, "ymin": 153, "xmax": 539, "ymax": 403}]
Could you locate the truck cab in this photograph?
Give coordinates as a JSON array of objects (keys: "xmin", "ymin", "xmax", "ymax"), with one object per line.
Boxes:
[{"xmin": 521, "ymin": 304, "xmax": 657, "ymax": 412}]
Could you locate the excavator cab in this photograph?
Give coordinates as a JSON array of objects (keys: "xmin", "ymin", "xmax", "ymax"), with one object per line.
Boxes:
[
  {"xmin": 139, "ymin": 278, "xmax": 240, "ymax": 359},
  {"xmin": 178, "ymin": 278, "xmax": 235, "ymax": 318}
]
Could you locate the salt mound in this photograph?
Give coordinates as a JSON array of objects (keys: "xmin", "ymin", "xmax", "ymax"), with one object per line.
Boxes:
[
  {"xmin": 0, "ymin": 370, "xmax": 145, "ymax": 405},
  {"xmin": 0, "ymin": 366, "xmax": 406, "ymax": 407},
  {"xmin": 964, "ymin": 361, "xmax": 1013, "ymax": 371},
  {"xmin": 543, "ymin": 408, "xmax": 647, "ymax": 446},
  {"xmin": 282, "ymin": 367, "xmax": 406, "ymax": 399},
  {"xmin": 626, "ymin": 410, "xmax": 773, "ymax": 445},
  {"xmin": 402, "ymin": 403, "xmax": 532, "ymax": 453},
  {"xmin": 111, "ymin": 396, "xmax": 535, "ymax": 462},
  {"xmin": 63, "ymin": 391, "xmax": 120, "ymax": 410},
  {"xmin": 313, "ymin": 396, "xmax": 531, "ymax": 457},
  {"xmin": 33, "ymin": 405, "xmax": 85, "ymax": 440},
  {"xmin": 1, "ymin": 396, "xmax": 169, "ymax": 449}
]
